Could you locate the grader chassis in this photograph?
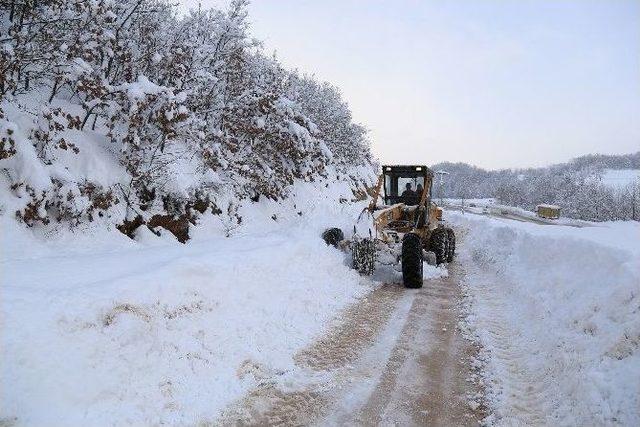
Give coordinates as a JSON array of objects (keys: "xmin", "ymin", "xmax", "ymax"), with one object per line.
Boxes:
[{"xmin": 323, "ymin": 165, "xmax": 455, "ymax": 288}]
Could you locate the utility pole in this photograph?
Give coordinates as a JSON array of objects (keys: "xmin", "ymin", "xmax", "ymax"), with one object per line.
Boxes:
[
  {"xmin": 435, "ymin": 170, "xmax": 449, "ymax": 206},
  {"xmin": 633, "ymin": 181, "xmax": 637, "ymax": 221}
]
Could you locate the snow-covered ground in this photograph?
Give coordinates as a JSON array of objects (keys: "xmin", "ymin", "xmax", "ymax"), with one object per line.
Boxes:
[
  {"xmin": 5, "ymin": 230, "xmax": 374, "ymax": 426},
  {"xmin": 3, "ymin": 181, "xmax": 639, "ymax": 425},
  {"xmin": 1, "ymin": 179, "xmax": 357, "ymax": 425},
  {"xmin": 452, "ymin": 212, "xmax": 640, "ymax": 425},
  {"xmin": 0, "ymin": 177, "xmax": 445, "ymax": 426},
  {"xmin": 3, "ymin": 230, "xmax": 362, "ymax": 426}
]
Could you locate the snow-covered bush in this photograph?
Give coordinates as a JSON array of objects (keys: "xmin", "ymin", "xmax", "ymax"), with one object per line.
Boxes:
[
  {"xmin": 0, "ymin": 108, "xmax": 16, "ymax": 159},
  {"xmin": 0, "ymin": 0, "xmax": 374, "ymax": 239}
]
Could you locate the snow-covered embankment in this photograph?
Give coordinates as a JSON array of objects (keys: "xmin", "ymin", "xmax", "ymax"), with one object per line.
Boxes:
[
  {"xmin": 1, "ymin": 180, "xmax": 372, "ymax": 426},
  {"xmin": 453, "ymin": 212, "xmax": 640, "ymax": 425}
]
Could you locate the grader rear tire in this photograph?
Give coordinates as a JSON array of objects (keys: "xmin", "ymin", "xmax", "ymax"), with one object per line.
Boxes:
[
  {"xmin": 446, "ymin": 228, "xmax": 456, "ymax": 262},
  {"xmin": 353, "ymin": 238, "xmax": 376, "ymax": 275},
  {"xmin": 429, "ymin": 228, "xmax": 449, "ymax": 265},
  {"xmin": 402, "ymin": 233, "xmax": 423, "ymax": 288}
]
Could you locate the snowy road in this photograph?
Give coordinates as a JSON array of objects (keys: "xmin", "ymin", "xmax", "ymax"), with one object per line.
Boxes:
[
  {"xmin": 442, "ymin": 201, "xmax": 590, "ymax": 227},
  {"xmin": 336, "ymin": 262, "xmax": 485, "ymax": 426},
  {"xmin": 216, "ymin": 246, "xmax": 485, "ymax": 426},
  {"xmin": 214, "ymin": 214, "xmax": 640, "ymax": 426}
]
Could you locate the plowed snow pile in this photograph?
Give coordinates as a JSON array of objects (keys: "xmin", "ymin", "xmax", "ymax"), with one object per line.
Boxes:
[
  {"xmin": 452, "ymin": 212, "xmax": 640, "ymax": 425},
  {"xmin": 0, "ymin": 179, "xmax": 382, "ymax": 426}
]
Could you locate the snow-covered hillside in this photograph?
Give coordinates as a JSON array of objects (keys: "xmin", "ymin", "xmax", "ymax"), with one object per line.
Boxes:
[
  {"xmin": 0, "ymin": 3, "xmax": 380, "ymax": 423},
  {"xmin": 0, "ymin": 0, "xmax": 375, "ymax": 243},
  {"xmin": 453, "ymin": 212, "xmax": 640, "ymax": 425}
]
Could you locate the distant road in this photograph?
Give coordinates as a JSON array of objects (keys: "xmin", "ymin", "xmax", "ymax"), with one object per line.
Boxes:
[{"xmin": 442, "ymin": 203, "xmax": 589, "ymax": 228}]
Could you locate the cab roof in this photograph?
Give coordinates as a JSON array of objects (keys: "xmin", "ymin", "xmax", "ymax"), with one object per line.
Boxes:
[{"xmin": 381, "ymin": 165, "xmax": 433, "ymax": 177}]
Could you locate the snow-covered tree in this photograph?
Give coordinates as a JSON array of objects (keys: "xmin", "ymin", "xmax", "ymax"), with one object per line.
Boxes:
[{"xmin": 0, "ymin": 0, "xmax": 373, "ymax": 238}]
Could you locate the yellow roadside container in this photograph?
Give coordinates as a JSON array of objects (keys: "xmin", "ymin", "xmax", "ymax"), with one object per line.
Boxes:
[{"xmin": 536, "ymin": 204, "xmax": 561, "ymax": 219}]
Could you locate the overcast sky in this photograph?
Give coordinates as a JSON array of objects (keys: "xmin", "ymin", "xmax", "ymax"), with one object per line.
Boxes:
[{"xmin": 180, "ymin": 0, "xmax": 640, "ymax": 169}]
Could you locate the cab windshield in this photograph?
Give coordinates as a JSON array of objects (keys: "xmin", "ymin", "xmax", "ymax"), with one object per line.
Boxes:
[{"xmin": 384, "ymin": 174, "xmax": 425, "ymax": 205}]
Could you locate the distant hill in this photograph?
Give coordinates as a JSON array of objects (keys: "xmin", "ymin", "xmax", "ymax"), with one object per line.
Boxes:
[{"xmin": 431, "ymin": 152, "xmax": 640, "ymax": 221}]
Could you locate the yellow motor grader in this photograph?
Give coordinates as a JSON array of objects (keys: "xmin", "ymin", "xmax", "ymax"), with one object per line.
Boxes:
[{"xmin": 322, "ymin": 165, "xmax": 455, "ymax": 288}]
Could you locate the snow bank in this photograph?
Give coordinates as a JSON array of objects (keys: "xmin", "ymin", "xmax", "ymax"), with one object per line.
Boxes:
[
  {"xmin": 0, "ymin": 176, "xmax": 391, "ymax": 426},
  {"xmin": 452, "ymin": 212, "xmax": 640, "ymax": 425},
  {"xmin": 1, "ymin": 221, "xmax": 371, "ymax": 425}
]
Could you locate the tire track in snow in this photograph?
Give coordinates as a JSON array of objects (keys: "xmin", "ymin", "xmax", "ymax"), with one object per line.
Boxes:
[
  {"xmin": 214, "ymin": 227, "xmax": 488, "ymax": 426},
  {"xmin": 215, "ymin": 265, "xmax": 486, "ymax": 425},
  {"xmin": 214, "ymin": 283, "xmax": 406, "ymax": 426},
  {"xmin": 340, "ymin": 263, "xmax": 486, "ymax": 426}
]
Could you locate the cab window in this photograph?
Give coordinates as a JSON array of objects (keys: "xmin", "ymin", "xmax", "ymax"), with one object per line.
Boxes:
[{"xmin": 384, "ymin": 175, "xmax": 425, "ymax": 205}]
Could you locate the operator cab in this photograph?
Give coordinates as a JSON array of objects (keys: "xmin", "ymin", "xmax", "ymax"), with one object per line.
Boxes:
[{"xmin": 382, "ymin": 165, "xmax": 433, "ymax": 206}]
